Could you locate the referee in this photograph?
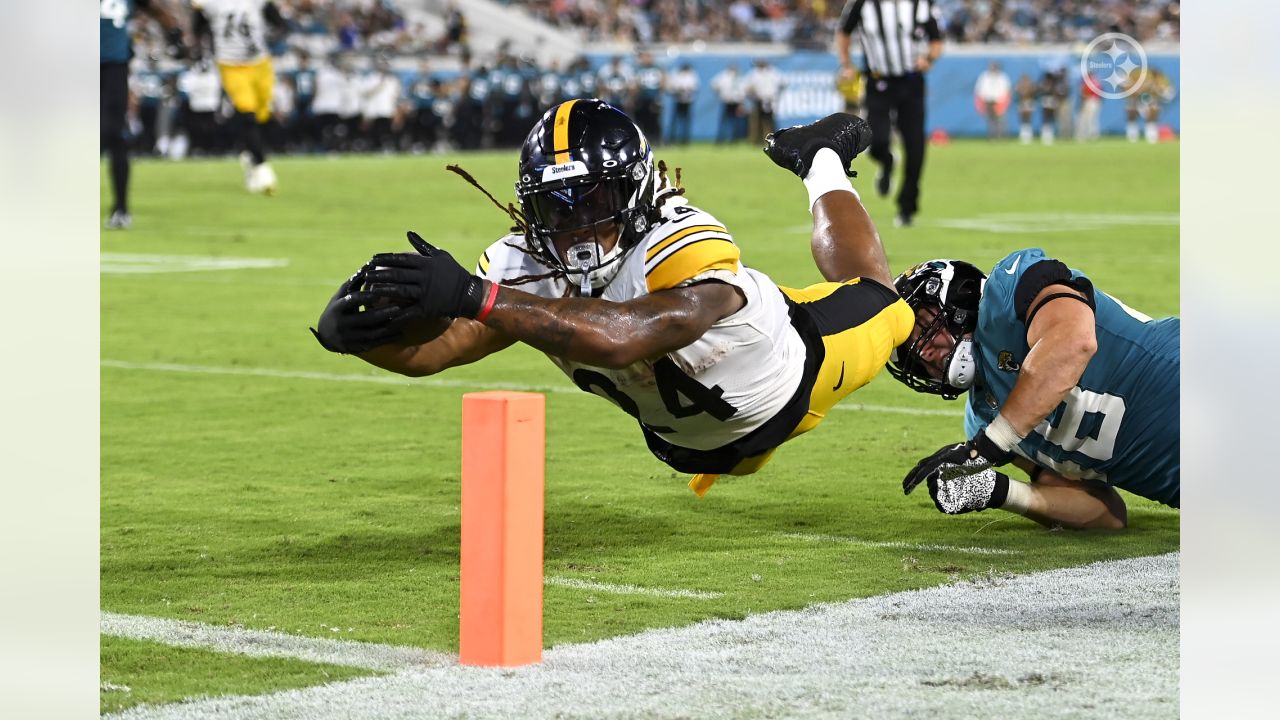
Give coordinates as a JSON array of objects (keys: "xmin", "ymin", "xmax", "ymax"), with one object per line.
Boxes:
[{"xmin": 836, "ymin": 0, "xmax": 942, "ymax": 227}]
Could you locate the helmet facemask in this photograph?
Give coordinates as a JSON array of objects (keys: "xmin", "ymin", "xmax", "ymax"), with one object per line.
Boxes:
[
  {"xmin": 523, "ymin": 170, "xmax": 649, "ymax": 294},
  {"xmin": 887, "ymin": 260, "xmax": 986, "ymax": 400}
]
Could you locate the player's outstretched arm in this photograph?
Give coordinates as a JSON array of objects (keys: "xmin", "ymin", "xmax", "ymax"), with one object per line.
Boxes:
[
  {"xmin": 481, "ymin": 282, "xmax": 742, "ymax": 369},
  {"xmin": 357, "ymin": 320, "xmax": 515, "ymax": 377},
  {"xmin": 360, "ymin": 232, "xmax": 743, "ymax": 371},
  {"xmin": 903, "ymin": 455, "xmax": 1126, "ymax": 530}
]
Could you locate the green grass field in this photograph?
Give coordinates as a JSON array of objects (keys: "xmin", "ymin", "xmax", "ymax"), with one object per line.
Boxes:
[{"xmin": 100, "ymin": 139, "xmax": 1179, "ymax": 714}]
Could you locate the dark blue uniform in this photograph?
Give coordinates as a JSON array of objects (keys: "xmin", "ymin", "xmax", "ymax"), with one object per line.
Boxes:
[{"xmin": 964, "ymin": 248, "xmax": 1180, "ymax": 507}]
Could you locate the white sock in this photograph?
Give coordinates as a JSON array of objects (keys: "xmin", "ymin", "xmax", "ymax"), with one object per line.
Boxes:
[
  {"xmin": 803, "ymin": 147, "xmax": 859, "ymax": 213},
  {"xmin": 1126, "ymin": 121, "xmax": 1139, "ymax": 142},
  {"xmin": 1145, "ymin": 123, "xmax": 1159, "ymax": 143}
]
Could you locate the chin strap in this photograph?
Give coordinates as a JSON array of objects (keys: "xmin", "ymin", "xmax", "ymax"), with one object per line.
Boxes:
[{"xmin": 944, "ymin": 339, "xmax": 978, "ymax": 390}]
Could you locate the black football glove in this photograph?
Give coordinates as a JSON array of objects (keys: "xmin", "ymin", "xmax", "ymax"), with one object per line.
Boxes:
[
  {"xmin": 901, "ymin": 430, "xmax": 1015, "ymax": 496},
  {"xmin": 918, "ymin": 467, "xmax": 1012, "ymax": 515},
  {"xmin": 364, "ymin": 231, "xmax": 489, "ymax": 321},
  {"xmin": 310, "ymin": 266, "xmax": 405, "ymax": 354}
]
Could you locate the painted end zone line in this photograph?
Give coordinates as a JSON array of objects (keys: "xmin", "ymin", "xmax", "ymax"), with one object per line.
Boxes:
[
  {"xmin": 100, "ymin": 612, "xmax": 453, "ymax": 672},
  {"xmin": 101, "ymin": 359, "xmax": 961, "ymax": 418},
  {"xmin": 780, "ymin": 532, "xmax": 1022, "ymax": 556}
]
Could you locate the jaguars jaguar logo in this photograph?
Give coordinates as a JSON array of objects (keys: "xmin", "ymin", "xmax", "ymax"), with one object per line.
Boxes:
[{"xmin": 997, "ymin": 351, "xmax": 1021, "ymax": 372}]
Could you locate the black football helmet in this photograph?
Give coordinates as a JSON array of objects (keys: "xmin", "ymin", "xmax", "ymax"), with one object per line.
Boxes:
[
  {"xmin": 516, "ymin": 98, "xmax": 657, "ymax": 294},
  {"xmin": 887, "ymin": 259, "xmax": 987, "ymax": 399}
]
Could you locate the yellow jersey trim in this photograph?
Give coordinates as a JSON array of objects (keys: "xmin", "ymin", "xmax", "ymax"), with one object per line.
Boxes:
[
  {"xmin": 646, "ymin": 239, "xmax": 741, "ymax": 292},
  {"xmin": 644, "ymin": 224, "xmax": 729, "ymax": 262}
]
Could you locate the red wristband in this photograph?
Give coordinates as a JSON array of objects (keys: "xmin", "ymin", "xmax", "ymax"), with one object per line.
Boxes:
[{"xmin": 474, "ymin": 281, "xmax": 500, "ymax": 322}]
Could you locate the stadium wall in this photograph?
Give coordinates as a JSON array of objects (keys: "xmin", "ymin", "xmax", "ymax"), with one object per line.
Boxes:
[{"xmin": 584, "ymin": 49, "xmax": 1180, "ymax": 141}]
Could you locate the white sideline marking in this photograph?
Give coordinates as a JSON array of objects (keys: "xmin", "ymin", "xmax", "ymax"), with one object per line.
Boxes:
[
  {"xmin": 780, "ymin": 532, "xmax": 1022, "ymax": 556},
  {"xmin": 100, "ymin": 612, "xmax": 453, "ymax": 672},
  {"xmin": 545, "ymin": 576, "xmax": 724, "ymax": 600},
  {"xmin": 101, "ymin": 253, "xmax": 289, "ymax": 274},
  {"xmin": 103, "ymin": 553, "xmax": 1178, "ymax": 720},
  {"xmin": 100, "ymin": 360, "xmax": 961, "ymax": 418},
  {"xmin": 929, "ymin": 211, "xmax": 1179, "ymax": 234}
]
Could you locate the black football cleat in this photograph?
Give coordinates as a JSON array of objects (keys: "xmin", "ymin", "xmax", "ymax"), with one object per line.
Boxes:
[{"xmin": 763, "ymin": 113, "xmax": 873, "ymax": 179}]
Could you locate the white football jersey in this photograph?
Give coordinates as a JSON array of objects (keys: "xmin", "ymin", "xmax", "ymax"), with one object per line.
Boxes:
[
  {"xmin": 195, "ymin": 0, "xmax": 270, "ymax": 64},
  {"xmin": 477, "ymin": 197, "xmax": 806, "ymax": 452}
]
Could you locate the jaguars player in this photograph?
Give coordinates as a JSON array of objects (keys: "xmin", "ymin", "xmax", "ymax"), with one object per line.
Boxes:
[
  {"xmin": 192, "ymin": 0, "xmax": 286, "ymax": 194},
  {"xmin": 101, "ymin": 0, "xmax": 186, "ymax": 229},
  {"xmin": 312, "ymin": 102, "xmax": 913, "ymax": 495},
  {"xmin": 891, "ymin": 251, "xmax": 1179, "ymax": 529}
]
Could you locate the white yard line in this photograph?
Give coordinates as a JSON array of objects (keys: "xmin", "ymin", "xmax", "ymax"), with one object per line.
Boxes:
[
  {"xmin": 101, "ymin": 254, "xmax": 289, "ymax": 274},
  {"xmin": 100, "ymin": 613, "xmax": 452, "ymax": 672},
  {"xmin": 100, "ymin": 360, "xmax": 962, "ymax": 418},
  {"xmin": 779, "ymin": 532, "xmax": 1023, "ymax": 556},
  {"xmin": 544, "ymin": 576, "xmax": 724, "ymax": 600},
  {"xmin": 104, "ymin": 553, "xmax": 1178, "ymax": 720}
]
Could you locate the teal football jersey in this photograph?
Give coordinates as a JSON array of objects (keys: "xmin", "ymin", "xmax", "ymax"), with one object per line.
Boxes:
[
  {"xmin": 964, "ymin": 248, "xmax": 1179, "ymax": 507},
  {"xmin": 100, "ymin": 0, "xmax": 135, "ymax": 63}
]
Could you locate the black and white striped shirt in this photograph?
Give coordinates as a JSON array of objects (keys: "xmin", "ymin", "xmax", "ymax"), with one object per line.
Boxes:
[{"xmin": 839, "ymin": 0, "xmax": 942, "ymax": 78}]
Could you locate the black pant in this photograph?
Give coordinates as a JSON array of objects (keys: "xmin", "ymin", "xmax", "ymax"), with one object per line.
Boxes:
[
  {"xmin": 101, "ymin": 62, "xmax": 130, "ymax": 213},
  {"xmin": 633, "ymin": 98, "xmax": 661, "ymax": 142},
  {"xmin": 670, "ymin": 101, "xmax": 692, "ymax": 144},
  {"xmin": 717, "ymin": 102, "xmax": 742, "ymax": 143},
  {"xmin": 865, "ymin": 72, "xmax": 927, "ymax": 218}
]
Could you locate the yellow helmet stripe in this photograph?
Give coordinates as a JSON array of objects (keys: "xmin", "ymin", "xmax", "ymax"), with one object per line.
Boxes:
[{"xmin": 552, "ymin": 99, "xmax": 579, "ymax": 164}]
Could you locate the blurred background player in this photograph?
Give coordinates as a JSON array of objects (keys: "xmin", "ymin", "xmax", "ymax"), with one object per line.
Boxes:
[
  {"xmin": 100, "ymin": 0, "xmax": 186, "ymax": 229},
  {"xmin": 837, "ymin": 0, "xmax": 943, "ymax": 227},
  {"xmin": 973, "ymin": 61, "xmax": 1010, "ymax": 140},
  {"xmin": 890, "ymin": 252, "xmax": 1179, "ymax": 528},
  {"xmin": 1015, "ymin": 73, "xmax": 1036, "ymax": 144},
  {"xmin": 712, "ymin": 64, "xmax": 746, "ymax": 144},
  {"xmin": 745, "ymin": 59, "xmax": 782, "ymax": 146},
  {"xmin": 632, "ymin": 51, "xmax": 666, "ymax": 143},
  {"xmin": 835, "ymin": 62, "xmax": 865, "ymax": 118},
  {"xmin": 665, "ymin": 62, "xmax": 699, "ymax": 146},
  {"xmin": 178, "ymin": 55, "xmax": 223, "ymax": 156},
  {"xmin": 1075, "ymin": 73, "xmax": 1102, "ymax": 142},
  {"xmin": 1036, "ymin": 69, "xmax": 1062, "ymax": 145},
  {"xmin": 192, "ymin": 0, "xmax": 286, "ymax": 194},
  {"xmin": 1137, "ymin": 68, "xmax": 1176, "ymax": 143}
]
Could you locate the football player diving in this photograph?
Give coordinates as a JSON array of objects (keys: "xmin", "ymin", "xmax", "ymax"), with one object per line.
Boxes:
[
  {"xmin": 890, "ymin": 252, "xmax": 1179, "ymax": 529},
  {"xmin": 312, "ymin": 102, "xmax": 914, "ymax": 495}
]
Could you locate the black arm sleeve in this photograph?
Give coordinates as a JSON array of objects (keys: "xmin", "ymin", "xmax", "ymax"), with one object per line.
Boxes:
[
  {"xmin": 192, "ymin": 9, "xmax": 211, "ymax": 42},
  {"xmin": 263, "ymin": 2, "xmax": 287, "ymax": 30},
  {"xmin": 1013, "ymin": 259, "xmax": 1096, "ymax": 324},
  {"xmin": 839, "ymin": 0, "xmax": 865, "ymax": 35},
  {"xmin": 923, "ymin": 1, "xmax": 942, "ymax": 41}
]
